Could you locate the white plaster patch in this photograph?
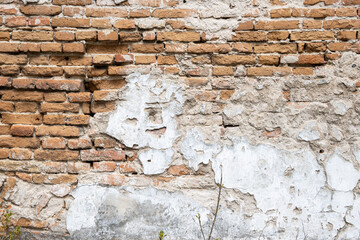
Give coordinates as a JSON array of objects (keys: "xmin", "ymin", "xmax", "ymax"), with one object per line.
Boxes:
[
  {"xmin": 138, "ymin": 149, "xmax": 174, "ymax": 175},
  {"xmin": 331, "ymin": 100, "xmax": 351, "ymax": 116},
  {"xmin": 298, "ymin": 121, "xmax": 320, "ymax": 142},
  {"xmin": 105, "ymin": 73, "xmax": 184, "ymax": 174},
  {"xmin": 325, "ymin": 153, "xmax": 359, "ymax": 192},
  {"xmin": 180, "ymin": 127, "xmax": 221, "ymax": 171}
]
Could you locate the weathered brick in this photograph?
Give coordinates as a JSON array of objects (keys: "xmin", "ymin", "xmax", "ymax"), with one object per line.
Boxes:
[
  {"xmin": 19, "ymin": 43, "xmax": 40, "ymax": 52},
  {"xmin": 86, "ymin": 44, "xmax": 128, "ymax": 54},
  {"xmin": 92, "ymin": 19, "xmax": 111, "ymax": 28},
  {"xmin": 323, "ymin": 20, "xmax": 360, "ymax": 29},
  {"xmin": 0, "ymin": 65, "xmax": 19, "ymax": 76},
  {"xmin": 42, "ymin": 138, "xmax": 66, "ymax": 149},
  {"xmin": 43, "ymin": 115, "xmax": 66, "ymax": 125},
  {"xmin": 258, "ymin": 55, "xmax": 280, "ymax": 65},
  {"xmin": 94, "ymin": 137, "xmax": 116, "ymax": 148},
  {"xmin": 305, "ymin": 42, "xmax": 327, "ymax": 52},
  {"xmin": 194, "ymin": 91, "xmax": 217, "ymax": 102},
  {"xmin": 303, "ymin": 20, "xmax": 322, "ymax": 29},
  {"xmin": 68, "ymin": 92, "xmax": 91, "ymax": 102},
  {"xmin": 68, "ymin": 139, "xmax": 92, "ymax": 149},
  {"xmin": 5, "ymin": 16, "xmax": 26, "ymax": 27},
  {"xmin": 268, "ymin": 31, "xmax": 289, "ymax": 41},
  {"xmin": 98, "ymin": 30, "xmax": 118, "ymax": 41},
  {"xmin": 212, "ymin": 55, "xmax": 256, "ymax": 65},
  {"xmin": 0, "ymin": 32, "xmax": 10, "ymax": 41},
  {"xmin": 113, "ymin": 19, "xmax": 135, "ymax": 29},
  {"xmin": 35, "ymin": 126, "xmax": 79, "ymax": 137},
  {"xmin": 20, "ymin": 5, "xmax": 62, "ymax": 15},
  {"xmin": 44, "ymin": 92, "xmax": 66, "ymax": 102},
  {"xmin": 81, "ymin": 149, "xmax": 126, "ymax": 161},
  {"xmin": 342, "ymin": 0, "xmax": 360, "ymax": 5},
  {"xmin": 337, "ymin": 31, "xmax": 357, "ymax": 40},
  {"xmin": 115, "ymin": 54, "xmax": 134, "ymax": 64},
  {"xmin": 41, "ymin": 43, "xmax": 62, "ymax": 53},
  {"xmin": 0, "ymin": 149, "xmax": 9, "ymax": 159},
  {"xmin": 188, "ymin": 44, "xmax": 231, "ymax": 53},
  {"xmin": 119, "ymin": 162, "xmax": 137, "ymax": 174},
  {"xmin": 165, "ymin": 43, "xmax": 187, "ymax": 53},
  {"xmin": 255, "ymin": 20, "xmax": 299, "ymax": 30},
  {"xmin": 53, "ymin": 0, "xmax": 91, "ymax": 5},
  {"xmin": 247, "ymin": 67, "xmax": 291, "ymax": 76},
  {"xmin": 29, "ymin": 17, "xmax": 50, "ymax": 26},
  {"xmin": 91, "ymin": 102, "xmax": 116, "ymax": 113},
  {"xmin": 254, "ymin": 43, "xmax": 297, "ymax": 54},
  {"xmin": 0, "ymin": 125, "xmax": 10, "ymax": 135},
  {"xmin": 0, "ymin": 102, "xmax": 13, "ymax": 112},
  {"xmin": 119, "ymin": 32, "xmax": 142, "ymax": 42},
  {"xmin": 337, "ymin": 7, "xmax": 357, "ymax": 16},
  {"xmin": 14, "ymin": 102, "xmax": 36, "ymax": 113},
  {"xmin": 35, "ymin": 79, "xmax": 81, "ymax": 91},
  {"xmin": 293, "ymin": 67, "xmax": 314, "ymax": 75},
  {"xmin": 131, "ymin": 44, "xmax": 164, "ymax": 53},
  {"xmin": 2, "ymin": 113, "xmax": 42, "ymax": 125},
  {"xmin": 297, "ymin": 55, "xmax": 325, "ymax": 65},
  {"xmin": 93, "ymin": 162, "xmax": 117, "ymax": 172},
  {"xmin": 212, "ymin": 67, "xmax": 234, "ymax": 76},
  {"xmin": 0, "ymin": 136, "xmax": 40, "ymax": 148},
  {"xmin": 9, "ymin": 148, "xmax": 32, "ymax": 160},
  {"xmin": 22, "ymin": 66, "xmax": 63, "ymax": 76},
  {"xmin": 52, "ymin": 18, "xmax": 90, "ymax": 28},
  {"xmin": 235, "ymin": 21, "xmax": 254, "ymax": 30},
  {"xmin": 66, "ymin": 115, "xmax": 90, "ymax": 125},
  {"xmin": 152, "ymin": 9, "xmax": 197, "ymax": 18},
  {"xmin": 157, "ymin": 56, "xmax": 177, "ymax": 65},
  {"xmin": 63, "ymin": 6, "xmax": 85, "ymax": 16},
  {"xmin": 87, "ymin": 80, "xmax": 126, "ymax": 90},
  {"xmin": 76, "ymin": 31, "xmax": 97, "ymax": 41},
  {"xmin": 158, "ymin": 32, "xmax": 200, "ymax": 42},
  {"xmin": 1, "ymin": 91, "xmax": 43, "ymax": 102},
  {"xmin": 232, "ymin": 32, "xmax": 267, "ymax": 41},
  {"xmin": 290, "ymin": 31, "xmax": 335, "ymax": 40},
  {"xmin": 34, "ymin": 150, "xmax": 79, "ymax": 161},
  {"xmin": 12, "ymin": 31, "xmax": 53, "ymax": 41},
  {"xmin": 86, "ymin": 7, "xmax": 128, "ymax": 17},
  {"xmin": 0, "ymin": 42, "xmax": 18, "ymax": 52},
  {"xmin": 10, "ymin": 125, "xmax": 34, "ymax": 137},
  {"xmin": 130, "ymin": 9, "xmax": 151, "ymax": 18},
  {"xmin": 0, "ymin": 77, "xmax": 11, "ymax": 87},
  {"xmin": 63, "ymin": 43, "xmax": 85, "ymax": 53},
  {"xmin": 270, "ymin": 8, "xmax": 291, "ymax": 18},
  {"xmin": 54, "ymin": 32, "xmax": 75, "ymax": 41},
  {"xmin": 64, "ymin": 67, "xmax": 85, "ymax": 77},
  {"xmin": 40, "ymin": 103, "xmax": 79, "ymax": 113}
]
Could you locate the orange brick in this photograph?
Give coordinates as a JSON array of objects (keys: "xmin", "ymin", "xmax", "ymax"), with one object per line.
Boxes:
[
  {"xmin": 0, "ymin": 7, "xmax": 17, "ymax": 15},
  {"xmin": 20, "ymin": 5, "xmax": 62, "ymax": 15},
  {"xmin": 91, "ymin": 102, "xmax": 116, "ymax": 113},
  {"xmin": 157, "ymin": 56, "xmax": 177, "ymax": 65},
  {"xmin": 167, "ymin": 164, "xmax": 190, "ymax": 176},
  {"xmin": 113, "ymin": 19, "xmax": 135, "ymax": 29},
  {"xmin": 305, "ymin": 42, "xmax": 326, "ymax": 52},
  {"xmin": 270, "ymin": 8, "xmax": 291, "ymax": 18},
  {"xmin": 188, "ymin": 44, "xmax": 231, "ymax": 53},
  {"xmin": 42, "ymin": 138, "xmax": 66, "ymax": 149},
  {"xmin": 1, "ymin": 90, "xmax": 43, "ymax": 102},
  {"xmin": 2, "ymin": 113, "xmax": 42, "ymax": 125},
  {"xmin": 76, "ymin": 31, "xmax": 97, "ymax": 41},
  {"xmin": 130, "ymin": 9, "xmax": 151, "ymax": 18},
  {"xmin": 165, "ymin": 43, "xmax": 187, "ymax": 53},
  {"xmin": 167, "ymin": 20, "xmax": 185, "ymax": 29},
  {"xmin": 19, "ymin": 43, "xmax": 40, "ymax": 52},
  {"xmin": 297, "ymin": 55, "xmax": 325, "ymax": 65},
  {"xmin": 92, "ymin": 19, "xmax": 111, "ymax": 28},
  {"xmin": 157, "ymin": 32, "xmax": 200, "ymax": 42},
  {"xmin": 0, "ymin": 125, "xmax": 10, "ymax": 135},
  {"xmin": 63, "ymin": 6, "xmax": 84, "ymax": 16},
  {"xmin": 41, "ymin": 43, "xmax": 62, "ymax": 53},
  {"xmin": 34, "ymin": 150, "xmax": 78, "ymax": 161},
  {"xmin": 323, "ymin": 20, "xmax": 360, "ymax": 29},
  {"xmin": 52, "ymin": 18, "xmax": 90, "ymax": 27},
  {"xmin": 55, "ymin": 32, "xmax": 75, "ymax": 41},
  {"xmin": 36, "ymin": 79, "xmax": 81, "ymax": 91},
  {"xmin": 291, "ymin": 31, "xmax": 335, "ymax": 40},
  {"xmin": 338, "ymin": 31, "xmax": 357, "ymax": 40},
  {"xmin": 44, "ymin": 92, "xmax": 67, "ymax": 103},
  {"xmin": 68, "ymin": 92, "xmax": 91, "ymax": 102},
  {"xmin": 119, "ymin": 162, "xmax": 137, "ymax": 174},
  {"xmin": 135, "ymin": 55, "xmax": 156, "ymax": 64},
  {"xmin": 0, "ymin": 32, "xmax": 10, "ymax": 41},
  {"xmin": 152, "ymin": 9, "xmax": 197, "ymax": 18},
  {"xmin": 247, "ymin": 67, "xmax": 291, "ymax": 76},
  {"xmin": 43, "ymin": 115, "xmax": 66, "ymax": 125},
  {"xmin": 114, "ymin": 54, "xmax": 134, "ymax": 63},
  {"xmin": 255, "ymin": 20, "xmax": 299, "ymax": 30},
  {"xmin": 35, "ymin": 126, "xmax": 79, "ymax": 137},
  {"xmin": 0, "ymin": 77, "xmax": 11, "ymax": 87},
  {"xmin": 40, "ymin": 103, "xmax": 79, "ymax": 113},
  {"xmin": 68, "ymin": 139, "xmax": 92, "ymax": 149},
  {"xmin": 0, "ymin": 136, "xmax": 40, "ymax": 148},
  {"xmin": 98, "ymin": 31, "xmax": 118, "ymax": 41},
  {"xmin": 303, "ymin": 20, "xmax": 322, "ymax": 29},
  {"xmin": 94, "ymin": 137, "xmax": 116, "ymax": 148},
  {"xmin": 5, "ymin": 16, "xmax": 26, "ymax": 27},
  {"xmin": 9, "ymin": 148, "xmax": 32, "ymax": 160},
  {"xmin": 0, "ymin": 42, "xmax": 18, "ymax": 52},
  {"xmin": 235, "ymin": 21, "xmax": 254, "ymax": 30},
  {"xmin": 212, "ymin": 55, "xmax": 256, "ymax": 65},
  {"xmin": 213, "ymin": 67, "xmax": 234, "ymax": 76},
  {"xmin": 268, "ymin": 31, "xmax": 289, "ymax": 40},
  {"xmin": 254, "ymin": 43, "xmax": 297, "ymax": 54},
  {"xmin": 293, "ymin": 67, "xmax": 314, "ymax": 75},
  {"xmin": 81, "ymin": 149, "xmax": 126, "ymax": 161},
  {"xmin": 0, "ymin": 102, "xmax": 13, "ymax": 112},
  {"xmin": 337, "ymin": 7, "xmax": 357, "ymax": 16},
  {"xmin": 28, "ymin": 17, "xmax": 50, "ymax": 26},
  {"xmin": 14, "ymin": 102, "xmax": 37, "ymax": 113},
  {"xmin": 22, "ymin": 66, "xmax": 63, "ymax": 77},
  {"xmin": 258, "ymin": 55, "xmax": 279, "ymax": 65},
  {"xmin": 86, "ymin": 7, "xmax": 127, "ymax": 17},
  {"xmin": 131, "ymin": 44, "xmax": 164, "ymax": 53},
  {"xmin": 10, "ymin": 125, "xmax": 33, "ymax": 137},
  {"xmin": 93, "ymin": 162, "xmax": 117, "ymax": 172},
  {"xmin": 86, "ymin": 44, "xmax": 128, "ymax": 54},
  {"xmin": 119, "ymin": 32, "xmax": 142, "ymax": 42},
  {"xmin": 232, "ymin": 32, "xmax": 267, "ymax": 41},
  {"xmin": 341, "ymin": 0, "xmax": 360, "ymax": 5},
  {"xmin": 66, "ymin": 115, "xmax": 90, "ymax": 125},
  {"xmin": 63, "ymin": 43, "xmax": 85, "ymax": 53},
  {"xmin": 12, "ymin": 31, "xmax": 53, "ymax": 41}
]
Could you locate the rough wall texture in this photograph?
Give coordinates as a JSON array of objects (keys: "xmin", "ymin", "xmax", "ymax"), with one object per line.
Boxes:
[{"xmin": 0, "ymin": 0, "xmax": 360, "ymax": 239}]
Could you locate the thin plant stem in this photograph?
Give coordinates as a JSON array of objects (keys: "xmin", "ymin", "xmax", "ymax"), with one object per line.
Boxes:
[
  {"xmin": 208, "ymin": 173, "xmax": 223, "ymax": 240},
  {"xmin": 197, "ymin": 214, "xmax": 206, "ymax": 240}
]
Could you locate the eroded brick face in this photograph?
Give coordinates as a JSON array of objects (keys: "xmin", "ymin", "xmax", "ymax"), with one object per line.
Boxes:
[{"xmin": 1, "ymin": 0, "xmax": 360, "ymax": 238}]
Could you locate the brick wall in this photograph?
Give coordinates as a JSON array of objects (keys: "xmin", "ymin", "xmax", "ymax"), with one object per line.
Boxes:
[{"xmin": 0, "ymin": 0, "xmax": 360, "ymax": 238}]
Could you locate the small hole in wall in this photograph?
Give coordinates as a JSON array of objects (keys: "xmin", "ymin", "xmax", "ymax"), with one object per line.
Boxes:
[
  {"xmin": 147, "ymin": 159, "xmax": 151, "ymax": 163},
  {"xmin": 65, "ymin": 56, "xmax": 69, "ymax": 61},
  {"xmin": 319, "ymin": 149, "xmax": 324, "ymax": 153},
  {"xmin": 352, "ymin": 64, "xmax": 357, "ymax": 68},
  {"xmin": 183, "ymin": 0, "xmax": 186, "ymax": 2}
]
